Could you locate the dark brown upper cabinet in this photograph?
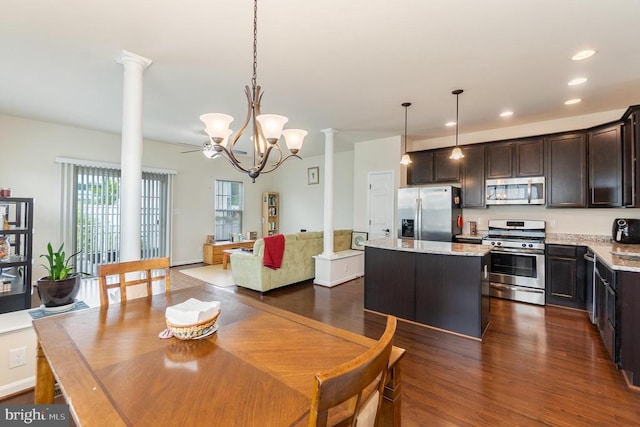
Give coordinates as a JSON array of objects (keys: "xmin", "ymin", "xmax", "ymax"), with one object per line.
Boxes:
[
  {"xmin": 589, "ymin": 123, "xmax": 623, "ymax": 207},
  {"xmin": 407, "ymin": 151, "xmax": 434, "ymax": 184},
  {"xmin": 461, "ymin": 144, "xmax": 486, "ymax": 208},
  {"xmin": 486, "ymin": 142, "xmax": 513, "ymax": 178},
  {"xmin": 407, "ymin": 148, "xmax": 460, "ymax": 185},
  {"xmin": 545, "ymin": 132, "xmax": 587, "ymax": 208},
  {"xmin": 622, "ymin": 108, "xmax": 640, "ymax": 207},
  {"xmin": 486, "ymin": 139, "xmax": 544, "ymax": 179},
  {"xmin": 433, "ymin": 148, "xmax": 461, "ymax": 182},
  {"xmin": 515, "ymin": 138, "xmax": 545, "ymax": 177}
]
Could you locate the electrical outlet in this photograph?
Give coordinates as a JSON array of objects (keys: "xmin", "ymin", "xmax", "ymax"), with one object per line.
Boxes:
[{"xmin": 9, "ymin": 347, "xmax": 26, "ymax": 368}]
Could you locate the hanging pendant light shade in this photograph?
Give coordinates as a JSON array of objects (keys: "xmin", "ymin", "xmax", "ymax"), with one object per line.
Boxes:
[
  {"xmin": 449, "ymin": 89, "xmax": 465, "ymax": 160},
  {"xmin": 400, "ymin": 102, "xmax": 412, "ymax": 165}
]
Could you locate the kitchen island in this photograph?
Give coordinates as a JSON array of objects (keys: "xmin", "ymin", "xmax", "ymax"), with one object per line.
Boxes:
[{"xmin": 364, "ymin": 239, "xmax": 491, "ymax": 340}]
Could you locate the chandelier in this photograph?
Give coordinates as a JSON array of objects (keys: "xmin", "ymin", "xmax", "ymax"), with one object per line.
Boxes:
[{"xmin": 199, "ymin": 0, "xmax": 307, "ymax": 182}]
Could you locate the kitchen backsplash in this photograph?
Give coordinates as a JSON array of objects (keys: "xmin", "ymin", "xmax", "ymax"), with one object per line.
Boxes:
[{"xmin": 462, "ymin": 205, "xmax": 640, "ymax": 236}]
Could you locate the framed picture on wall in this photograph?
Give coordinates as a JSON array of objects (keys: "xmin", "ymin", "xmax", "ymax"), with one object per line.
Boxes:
[
  {"xmin": 351, "ymin": 231, "xmax": 368, "ymax": 250},
  {"xmin": 308, "ymin": 166, "xmax": 319, "ymax": 185}
]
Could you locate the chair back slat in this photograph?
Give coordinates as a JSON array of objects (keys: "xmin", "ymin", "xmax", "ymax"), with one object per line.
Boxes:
[{"xmin": 97, "ymin": 257, "xmax": 170, "ymax": 306}]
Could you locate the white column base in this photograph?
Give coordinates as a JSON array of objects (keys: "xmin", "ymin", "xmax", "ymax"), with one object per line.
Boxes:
[{"xmin": 313, "ymin": 250, "xmax": 364, "ymax": 287}]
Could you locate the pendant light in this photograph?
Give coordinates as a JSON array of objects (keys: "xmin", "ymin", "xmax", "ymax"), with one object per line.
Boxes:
[
  {"xmin": 449, "ymin": 89, "xmax": 465, "ymax": 160},
  {"xmin": 400, "ymin": 102, "xmax": 412, "ymax": 165}
]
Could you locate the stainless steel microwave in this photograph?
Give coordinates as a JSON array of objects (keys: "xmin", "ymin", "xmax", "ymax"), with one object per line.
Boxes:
[{"xmin": 486, "ymin": 177, "xmax": 545, "ymax": 205}]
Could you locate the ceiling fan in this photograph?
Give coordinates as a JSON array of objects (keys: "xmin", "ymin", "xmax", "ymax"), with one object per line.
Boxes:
[{"xmin": 180, "ymin": 143, "xmax": 247, "ymax": 156}]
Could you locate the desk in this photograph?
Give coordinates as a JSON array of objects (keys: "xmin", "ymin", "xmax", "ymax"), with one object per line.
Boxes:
[
  {"xmin": 203, "ymin": 241, "xmax": 255, "ymax": 265},
  {"xmin": 33, "ymin": 285, "xmax": 404, "ymax": 426}
]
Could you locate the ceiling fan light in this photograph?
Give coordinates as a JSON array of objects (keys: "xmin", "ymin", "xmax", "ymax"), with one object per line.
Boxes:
[
  {"xmin": 282, "ymin": 129, "xmax": 307, "ymax": 153},
  {"xmin": 400, "ymin": 153, "xmax": 412, "ymax": 165},
  {"xmin": 256, "ymin": 114, "xmax": 288, "ymax": 140},
  {"xmin": 200, "ymin": 113, "xmax": 234, "ymax": 140},
  {"xmin": 449, "ymin": 147, "xmax": 465, "ymax": 160}
]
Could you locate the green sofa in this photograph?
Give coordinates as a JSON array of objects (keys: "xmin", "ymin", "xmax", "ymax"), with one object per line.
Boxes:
[{"xmin": 230, "ymin": 230, "xmax": 352, "ymax": 292}]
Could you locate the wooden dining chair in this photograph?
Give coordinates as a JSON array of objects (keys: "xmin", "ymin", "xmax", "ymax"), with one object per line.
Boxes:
[
  {"xmin": 97, "ymin": 257, "xmax": 171, "ymax": 306},
  {"xmin": 308, "ymin": 315, "xmax": 397, "ymax": 427}
]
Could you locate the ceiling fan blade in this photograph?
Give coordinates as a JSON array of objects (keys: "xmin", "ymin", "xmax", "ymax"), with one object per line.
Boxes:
[{"xmin": 180, "ymin": 149, "xmax": 201, "ymax": 154}]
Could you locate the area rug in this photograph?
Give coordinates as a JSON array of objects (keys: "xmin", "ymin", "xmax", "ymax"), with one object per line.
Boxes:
[{"xmin": 180, "ymin": 265, "xmax": 236, "ymax": 288}]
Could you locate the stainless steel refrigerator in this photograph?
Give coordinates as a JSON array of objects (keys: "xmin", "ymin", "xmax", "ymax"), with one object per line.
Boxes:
[{"xmin": 397, "ymin": 186, "xmax": 462, "ymax": 242}]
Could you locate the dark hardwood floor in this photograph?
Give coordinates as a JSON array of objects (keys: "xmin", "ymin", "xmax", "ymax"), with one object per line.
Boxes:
[{"xmin": 6, "ymin": 265, "xmax": 640, "ymax": 426}]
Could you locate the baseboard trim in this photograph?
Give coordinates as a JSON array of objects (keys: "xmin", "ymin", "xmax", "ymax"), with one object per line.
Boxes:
[{"xmin": 0, "ymin": 377, "xmax": 35, "ymax": 399}]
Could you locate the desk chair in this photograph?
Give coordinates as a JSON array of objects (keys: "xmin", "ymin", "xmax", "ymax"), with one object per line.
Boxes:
[
  {"xmin": 308, "ymin": 315, "xmax": 397, "ymax": 427},
  {"xmin": 97, "ymin": 257, "xmax": 170, "ymax": 306}
]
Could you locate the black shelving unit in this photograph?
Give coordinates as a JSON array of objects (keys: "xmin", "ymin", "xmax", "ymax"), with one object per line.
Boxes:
[{"xmin": 0, "ymin": 197, "xmax": 33, "ymax": 313}]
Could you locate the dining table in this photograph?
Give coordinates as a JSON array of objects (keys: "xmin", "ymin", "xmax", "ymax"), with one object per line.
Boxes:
[{"xmin": 33, "ymin": 284, "xmax": 405, "ymax": 426}]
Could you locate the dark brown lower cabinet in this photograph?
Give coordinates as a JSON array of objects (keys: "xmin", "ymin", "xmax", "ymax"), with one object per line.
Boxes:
[
  {"xmin": 619, "ymin": 270, "xmax": 640, "ymax": 387},
  {"xmin": 364, "ymin": 247, "xmax": 490, "ymax": 339},
  {"xmin": 545, "ymin": 244, "xmax": 587, "ymax": 309}
]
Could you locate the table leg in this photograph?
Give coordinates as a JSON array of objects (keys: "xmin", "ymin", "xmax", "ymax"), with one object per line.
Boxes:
[
  {"xmin": 222, "ymin": 252, "xmax": 230, "ymax": 270},
  {"xmin": 35, "ymin": 341, "xmax": 55, "ymax": 404},
  {"xmin": 380, "ymin": 362, "xmax": 402, "ymax": 426}
]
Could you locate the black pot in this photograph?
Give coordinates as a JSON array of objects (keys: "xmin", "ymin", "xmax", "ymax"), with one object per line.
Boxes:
[{"xmin": 37, "ymin": 274, "xmax": 81, "ymax": 307}]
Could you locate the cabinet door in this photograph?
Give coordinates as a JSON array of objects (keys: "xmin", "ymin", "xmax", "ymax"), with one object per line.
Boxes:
[
  {"xmin": 589, "ymin": 124, "xmax": 623, "ymax": 207},
  {"xmin": 486, "ymin": 142, "xmax": 513, "ymax": 178},
  {"xmin": 515, "ymin": 138, "xmax": 544, "ymax": 177},
  {"xmin": 545, "ymin": 133, "xmax": 587, "ymax": 207},
  {"xmin": 433, "ymin": 149, "xmax": 461, "ymax": 182},
  {"xmin": 407, "ymin": 151, "xmax": 434, "ymax": 184},
  {"xmin": 622, "ymin": 115, "xmax": 635, "ymax": 206},
  {"xmin": 461, "ymin": 144, "xmax": 485, "ymax": 208},
  {"xmin": 545, "ymin": 245, "xmax": 586, "ymax": 309}
]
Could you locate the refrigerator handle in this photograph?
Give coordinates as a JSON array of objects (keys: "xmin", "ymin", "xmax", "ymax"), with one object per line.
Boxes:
[
  {"xmin": 416, "ymin": 198, "xmax": 421, "ymax": 240},
  {"xmin": 527, "ymin": 179, "xmax": 532, "ymax": 204}
]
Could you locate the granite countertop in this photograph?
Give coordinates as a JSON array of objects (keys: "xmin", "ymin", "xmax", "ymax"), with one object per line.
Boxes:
[
  {"xmin": 365, "ymin": 238, "xmax": 491, "ymax": 257},
  {"xmin": 546, "ymin": 233, "xmax": 640, "ymax": 273}
]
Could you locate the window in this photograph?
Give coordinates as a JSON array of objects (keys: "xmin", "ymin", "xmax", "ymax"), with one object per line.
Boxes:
[
  {"xmin": 59, "ymin": 160, "xmax": 173, "ymax": 276},
  {"xmin": 215, "ymin": 180, "xmax": 243, "ymax": 241}
]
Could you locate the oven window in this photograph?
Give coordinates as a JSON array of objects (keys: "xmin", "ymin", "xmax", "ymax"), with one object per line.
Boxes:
[{"xmin": 491, "ymin": 252, "xmax": 538, "ymax": 278}]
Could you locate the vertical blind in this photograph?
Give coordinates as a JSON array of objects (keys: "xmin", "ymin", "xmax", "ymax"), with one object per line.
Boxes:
[{"xmin": 59, "ymin": 160, "xmax": 173, "ymax": 276}]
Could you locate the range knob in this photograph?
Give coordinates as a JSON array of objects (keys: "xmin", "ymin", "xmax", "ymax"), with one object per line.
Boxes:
[
  {"xmin": 496, "ymin": 242, "xmax": 502, "ymax": 246},
  {"xmin": 522, "ymin": 243, "xmax": 527, "ymax": 248},
  {"xmin": 528, "ymin": 243, "xmax": 534, "ymax": 248},
  {"xmin": 490, "ymin": 241, "xmax": 495, "ymax": 246}
]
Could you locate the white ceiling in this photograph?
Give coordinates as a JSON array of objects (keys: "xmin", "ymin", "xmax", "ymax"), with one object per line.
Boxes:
[{"xmin": 1, "ymin": 0, "xmax": 640, "ymax": 157}]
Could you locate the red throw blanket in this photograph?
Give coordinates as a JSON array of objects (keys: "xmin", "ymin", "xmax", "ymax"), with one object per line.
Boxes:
[{"xmin": 263, "ymin": 234, "xmax": 285, "ymax": 270}]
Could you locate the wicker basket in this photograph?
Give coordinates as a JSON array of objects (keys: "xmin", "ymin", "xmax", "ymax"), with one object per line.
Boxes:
[{"xmin": 166, "ymin": 310, "xmax": 221, "ymax": 340}]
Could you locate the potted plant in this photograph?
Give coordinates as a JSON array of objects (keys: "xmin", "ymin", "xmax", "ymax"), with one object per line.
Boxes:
[{"xmin": 37, "ymin": 243, "xmax": 82, "ymax": 311}]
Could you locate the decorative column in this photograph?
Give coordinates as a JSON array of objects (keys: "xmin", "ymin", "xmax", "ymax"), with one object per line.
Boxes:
[
  {"xmin": 116, "ymin": 50, "xmax": 152, "ymax": 262},
  {"xmin": 321, "ymin": 128, "xmax": 337, "ymax": 257}
]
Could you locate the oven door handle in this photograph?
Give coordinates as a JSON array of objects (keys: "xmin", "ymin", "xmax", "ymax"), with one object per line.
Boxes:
[
  {"xmin": 490, "ymin": 247, "xmax": 544, "ymax": 255},
  {"xmin": 491, "ymin": 283, "xmax": 544, "ymax": 294}
]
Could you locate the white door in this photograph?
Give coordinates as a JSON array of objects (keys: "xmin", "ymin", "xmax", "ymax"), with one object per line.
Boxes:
[{"xmin": 368, "ymin": 171, "xmax": 394, "ymax": 240}]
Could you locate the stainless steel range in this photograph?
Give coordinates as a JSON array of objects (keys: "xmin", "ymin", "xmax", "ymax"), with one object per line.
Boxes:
[{"xmin": 482, "ymin": 219, "xmax": 546, "ymax": 305}]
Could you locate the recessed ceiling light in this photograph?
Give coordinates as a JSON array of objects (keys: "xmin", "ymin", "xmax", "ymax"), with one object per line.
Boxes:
[
  {"xmin": 500, "ymin": 111, "xmax": 513, "ymax": 117},
  {"xmin": 568, "ymin": 77, "xmax": 588, "ymax": 86},
  {"xmin": 445, "ymin": 121, "xmax": 456, "ymax": 127},
  {"xmin": 571, "ymin": 49, "xmax": 596, "ymax": 61},
  {"xmin": 565, "ymin": 98, "xmax": 582, "ymax": 105}
]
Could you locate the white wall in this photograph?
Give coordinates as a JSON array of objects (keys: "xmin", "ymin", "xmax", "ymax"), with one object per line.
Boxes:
[
  {"xmin": 272, "ymin": 151, "xmax": 354, "ymax": 234},
  {"xmin": 353, "ymin": 136, "xmax": 402, "ymax": 234},
  {"xmin": 0, "ymin": 113, "xmax": 274, "ymax": 275}
]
